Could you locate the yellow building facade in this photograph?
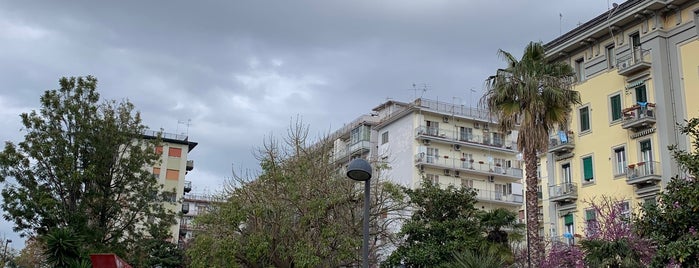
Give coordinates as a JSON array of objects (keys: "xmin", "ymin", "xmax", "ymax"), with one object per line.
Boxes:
[
  {"xmin": 540, "ymin": 0, "xmax": 699, "ymax": 243},
  {"xmin": 144, "ymin": 130, "xmax": 197, "ymax": 242}
]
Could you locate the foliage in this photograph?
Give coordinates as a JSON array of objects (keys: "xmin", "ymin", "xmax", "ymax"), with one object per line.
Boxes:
[
  {"xmin": 441, "ymin": 245, "xmax": 505, "ymax": 268},
  {"xmin": 382, "ymin": 179, "xmax": 483, "ymax": 267},
  {"xmin": 187, "ymin": 120, "xmax": 408, "ymax": 268},
  {"xmin": 0, "ymin": 76, "xmax": 175, "ymax": 265},
  {"xmin": 480, "ymin": 208, "xmax": 524, "ymax": 246},
  {"xmin": 637, "ymin": 118, "xmax": 699, "ymax": 267},
  {"xmin": 43, "ymin": 228, "xmax": 89, "ymax": 268},
  {"xmin": 483, "ymin": 41, "xmax": 580, "ymax": 266},
  {"xmin": 579, "ymin": 197, "xmax": 653, "ymax": 267},
  {"xmin": 13, "ymin": 238, "xmax": 45, "ymax": 268},
  {"xmin": 540, "ymin": 242, "xmax": 585, "ymax": 268}
]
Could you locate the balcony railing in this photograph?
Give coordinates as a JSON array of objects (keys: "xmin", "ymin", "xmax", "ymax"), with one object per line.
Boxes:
[
  {"xmin": 415, "ymin": 154, "xmax": 523, "ymax": 181},
  {"xmin": 473, "ymin": 189, "xmax": 523, "ymax": 205},
  {"xmin": 416, "ymin": 126, "xmax": 517, "ymax": 152},
  {"xmin": 186, "ymin": 160, "xmax": 194, "ymax": 171},
  {"xmin": 181, "ymin": 203, "xmax": 190, "ymax": 214},
  {"xmin": 184, "ymin": 180, "xmax": 192, "ymax": 193},
  {"xmin": 416, "ymin": 98, "xmax": 493, "ymax": 122},
  {"xmin": 626, "ymin": 161, "xmax": 662, "ymax": 185},
  {"xmin": 548, "ymin": 182, "xmax": 578, "ymax": 203},
  {"xmin": 333, "ymin": 140, "xmax": 372, "ymax": 163},
  {"xmin": 548, "ymin": 131, "xmax": 575, "ymax": 154},
  {"xmin": 617, "ymin": 48, "xmax": 651, "ymax": 76},
  {"xmin": 621, "ymin": 103, "xmax": 656, "ymax": 130}
]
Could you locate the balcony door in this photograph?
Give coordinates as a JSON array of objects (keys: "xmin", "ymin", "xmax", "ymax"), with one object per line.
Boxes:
[
  {"xmin": 640, "ymin": 140, "xmax": 653, "ymax": 175},
  {"xmin": 426, "ymin": 147, "xmax": 439, "ymax": 164},
  {"xmin": 426, "ymin": 120, "xmax": 439, "ymax": 136}
]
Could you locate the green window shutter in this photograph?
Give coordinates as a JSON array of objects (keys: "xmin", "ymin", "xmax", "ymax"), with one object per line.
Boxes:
[
  {"xmin": 580, "ymin": 107, "xmax": 590, "ymax": 131},
  {"xmin": 585, "ymin": 209, "xmax": 596, "ymax": 221},
  {"xmin": 640, "ymin": 140, "xmax": 652, "ymax": 152},
  {"xmin": 635, "ymin": 85, "xmax": 647, "ymax": 103},
  {"xmin": 611, "ymin": 95, "xmax": 622, "ymax": 121},
  {"xmin": 583, "ymin": 157, "xmax": 594, "ymax": 181},
  {"xmin": 564, "ymin": 214, "xmax": 574, "ymax": 225}
]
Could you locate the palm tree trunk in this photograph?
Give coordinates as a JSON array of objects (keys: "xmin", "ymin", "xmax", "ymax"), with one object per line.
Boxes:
[{"xmin": 524, "ymin": 147, "xmax": 542, "ymax": 267}]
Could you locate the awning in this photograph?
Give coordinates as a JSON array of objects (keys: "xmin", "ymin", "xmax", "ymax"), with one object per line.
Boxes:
[
  {"xmin": 625, "ymin": 79, "xmax": 646, "ymax": 89},
  {"xmin": 631, "ymin": 127, "xmax": 656, "ymax": 139}
]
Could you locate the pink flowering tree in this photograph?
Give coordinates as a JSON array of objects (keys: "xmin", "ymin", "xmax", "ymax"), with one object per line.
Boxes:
[{"xmin": 637, "ymin": 118, "xmax": 699, "ymax": 267}]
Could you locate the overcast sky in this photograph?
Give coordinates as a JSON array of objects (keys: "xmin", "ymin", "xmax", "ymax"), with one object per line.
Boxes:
[{"xmin": 0, "ymin": 0, "xmax": 615, "ymax": 248}]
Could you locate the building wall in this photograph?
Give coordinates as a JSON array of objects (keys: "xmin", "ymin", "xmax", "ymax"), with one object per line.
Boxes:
[
  {"xmin": 541, "ymin": 0, "xmax": 699, "ymax": 241},
  {"xmin": 376, "ymin": 112, "xmax": 417, "ymax": 187}
]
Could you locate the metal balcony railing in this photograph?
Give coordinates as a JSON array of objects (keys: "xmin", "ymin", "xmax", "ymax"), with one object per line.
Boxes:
[
  {"xmin": 415, "ymin": 154, "xmax": 523, "ymax": 180},
  {"xmin": 617, "ymin": 48, "xmax": 651, "ymax": 76},
  {"xmin": 186, "ymin": 160, "xmax": 194, "ymax": 171},
  {"xmin": 621, "ymin": 103, "xmax": 656, "ymax": 130},
  {"xmin": 184, "ymin": 180, "xmax": 192, "ymax": 193},
  {"xmin": 416, "ymin": 126, "xmax": 517, "ymax": 151},
  {"xmin": 548, "ymin": 182, "xmax": 578, "ymax": 202},
  {"xmin": 548, "ymin": 131, "xmax": 575, "ymax": 154},
  {"xmin": 474, "ymin": 189, "xmax": 523, "ymax": 205},
  {"xmin": 626, "ymin": 161, "xmax": 662, "ymax": 185}
]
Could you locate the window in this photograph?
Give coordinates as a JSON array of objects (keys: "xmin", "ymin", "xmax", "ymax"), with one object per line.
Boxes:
[
  {"xmin": 618, "ymin": 201, "xmax": 631, "ymax": 220},
  {"xmin": 635, "ymin": 85, "xmax": 648, "ymax": 103},
  {"xmin": 350, "ymin": 125, "xmax": 370, "ymax": 144},
  {"xmin": 610, "ymin": 94, "xmax": 622, "ymax": 122},
  {"xmin": 585, "ymin": 208, "xmax": 598, "ymax": 235},
  {"xmin": 492, "ymin": 132, "xmax": 504, "ymax": 147},
  {"xmin": 562, "ymin": 163, "xmax": 572, "ymax": 184},
  {"xmin": 152, "ymin": 167, "xmax": 161, "ymax": 177},
  {"xmin": 163, "ymin": 191, "xmax": 177, "ymax": 202},
  {"xmin": 575, "ymin": 58, "xmax": 585, "ymax": 82},
  {"xmin": 582, "ymin": 156, "xmax": 594, "ymax": 182},
  {"xmin": 426, "ymin": 174, "xmax": 439, "ymax": 185},
  {"xmin": 168, "ymin": 147, "xmax": 182, "ymax": 157},
  {"xmin": 461, "ymin": 178, "xmax": 473, "ymax": 188},
  {"xmin": 381, "ymin": 131, "xmax": 389, "ymax": 144},
  {"xmin": 564, "ymin": 214, "xmax": 575, "ymax": 245},
  {"xmin": 426, "ymin": 147, "xmax": 439, "ymax": 163},
  {"xmin": 166, "ymin": 169, "xmax": 179, "ymax": 180},
  {"xmin": 155, "ymin": 146, "xmax": 163, "ymax": 155},
  {"xmin": 631, "ymin": 33, "xmax": 641, "ymax": 49},
  {"xmin": 613, "ymin": 147, "xmax": 627, "ymax": 177},
  {"xmin": 607, "ymin": 45, "xmax": 616, "ymax": 69},
  {"xmin": 579, "ymin": 106, "xmax": 590, "ymax": 132},
  {"xmin": 459, "ymin": 127, "xmax": 473, "ymax": 141},
  {"xmin": 426, "ymin": 120, "xmax": 439, "ymax": 136}
]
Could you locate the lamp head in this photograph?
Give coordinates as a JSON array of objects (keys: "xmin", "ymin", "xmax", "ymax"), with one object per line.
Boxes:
[{"xmin": 347, "ymin": 158, "xmax": 372, "ymax": 181}]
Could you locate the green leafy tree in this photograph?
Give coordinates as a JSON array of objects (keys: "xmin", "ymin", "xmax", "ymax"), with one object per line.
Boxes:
[
  {"xmin": 0, "ymin": 76, "xmax": 175, "ymax": 265},
  {"xmin": 187, "ymin": 120, "xmax": 407, "ymax": 267},
  {"xmin": 637, "ymin": 118, "xmax": 699, "ymax": 267},
  {"xmin": 483, "ymin": 41, "xmax": 580, "ymax": 266},
  {"xmin": 13, "ymin": 237, "xmax": 45, "ymax": 268},
  {"xmin": 441, "ymin": 246, "xmax": 505, "ymax": 268},
  {"xmin": 383, "ymin": 179, "xmax": 483, "ymax": 267}
]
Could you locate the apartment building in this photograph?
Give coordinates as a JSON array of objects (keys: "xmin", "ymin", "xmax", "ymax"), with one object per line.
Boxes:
[
  {"xmin": 143, "ymin": 130, "xmax": 198, "ymax": 242},
  {"xmin": 540, "ymin": 0, "xmax": 699, "ymax": 243},
  {"xmin": 178, "ymin": 193, "xmax": 226, "ymax": 246},
  {"xmin": 329, "ymin": 98, "xmax": 524, "ymax": 212}
]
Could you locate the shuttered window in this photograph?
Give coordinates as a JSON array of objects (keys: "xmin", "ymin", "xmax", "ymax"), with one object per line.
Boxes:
[
  {"xmin": 583, "ymin": 156, "xmax": 594, "ymax": 181},
  {"xmin": 610, "ymin": 94, "xmax": 622, "ymax": 121},
  {"xmin": 564, "ymin": 214, "xmax": 574, "ymax": 225}
]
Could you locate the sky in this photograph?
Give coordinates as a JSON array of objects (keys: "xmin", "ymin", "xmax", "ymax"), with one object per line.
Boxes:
[{"xmin": 0, "ymin": 0, "xmax": 616, "ymax": 249}]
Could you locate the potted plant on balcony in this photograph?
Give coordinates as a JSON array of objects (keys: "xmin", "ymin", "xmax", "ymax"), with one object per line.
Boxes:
[
  {"xmin": 478, "ymin": 161, "xmax": 484, "ymax": 164},
  {"xmin": 469, "ymin": 159, "xmax": 474, "ymax": 163},
  {"xmin": 628, "ymin": 164, "xmax": 635, "ymax": 169},
  {"xmin": 460, "ymin": 157, "xmax": 466, "ymax": 161},
  {"xmin": 444, "ymin": 155, "xmax": 449, "ymax": 159},
  {"xmin": 637, "ymin": 162, "xmax": 645, "ymax": 166},
  {"xmin": 495, "ymin": 163, "xmax": 502, "ymax": 167}
]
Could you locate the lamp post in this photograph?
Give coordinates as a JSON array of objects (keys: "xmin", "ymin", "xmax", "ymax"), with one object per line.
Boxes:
[
  {"xmin": 2, "ymin": 239, "xmax": 11, "ymax": 267},
  {"xmin": 346, "ymin": 158, "xmax": 372, "ymax": 268}
]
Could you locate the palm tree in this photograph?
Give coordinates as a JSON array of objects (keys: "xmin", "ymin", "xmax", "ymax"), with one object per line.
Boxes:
[{"xmin": 482, "ymin": 41, "xmax": 580, "ymax": 267}]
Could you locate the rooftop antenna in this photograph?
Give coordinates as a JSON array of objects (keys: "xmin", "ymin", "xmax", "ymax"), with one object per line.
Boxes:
[
  {"xmin": 177, "ymin": 119, "xmax": 192, "ymax": 136},
  {"xmin": 559, "ymin": 13, "xmax": 563, "ymax": 35},
  {"xmin": 409, "ymin": 83, "xmax": 430, "ymax": 100}
]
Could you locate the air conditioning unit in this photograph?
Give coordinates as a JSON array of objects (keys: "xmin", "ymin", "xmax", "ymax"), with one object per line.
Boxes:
[
  {"xmin": 454, "ymin": 171, "xmax": 461, "ymax": 177},
  {"xmin": 487, "ymin": 176, "xmax": 495, "ymax": 183},
  {"xmin": 474, "ymin": 122, "xmax": 481, "ymax": 129},
  {"xmin": 453, "ymin": 144, "xmax": 461, "ymax": 151},
  {"xmin": 422, "ymin": 139, "xmax": 431, "ymax": 145},
  {"xmin": 619, "ymin": 61, "xmax": 629, "ymax": 69},
  {"xmin": 443, "ymin": 116, "xmax": 450, "ymax": 123},
  {"xmin": 444, "ymin": 169, "xmax": 451, "ymax": 176}
]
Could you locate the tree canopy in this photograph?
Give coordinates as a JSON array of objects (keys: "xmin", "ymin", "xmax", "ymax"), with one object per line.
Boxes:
[
  {"xmin": 0, "ymin": 76, "xmax": 175, "ymax": 265},
  {"xmin": 186, "ymin": 121, "xmax": 407, "ymax": 268}
]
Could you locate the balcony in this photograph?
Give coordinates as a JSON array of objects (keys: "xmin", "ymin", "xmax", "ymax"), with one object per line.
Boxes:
[
  {"xmin": 186, "ymin": 160, "xmax": 194, "ymax": 171},
  {"xmin": 333, "ymin": 140, "xmax": 372, "ymax": 163},
  {"xmin": 548, "ymin": 131, "xmax": 575, "ymax": 154},
  {"xmin": 626, "ymin": 161, "xmax": 662, "ymax": 185},
  {"xmin": 184, "ymin": 180, "xmax": 192, "ymax": 193},
  {"xmin": 415, "ymin": 154, "xmax": 523, "ymax": 182},
  {"xmin": 621, "ymin": 103, "xmax": 656, "ymax": 130},
  {"xmin": 473, "ymin": 189, "xmax": 523, "ymax": 206},
  {"xmin": 181, "ymin": 203, "xmax": 190, "ymax": 214},
  {"xmin": 415, "ymin": 126, "xmax": 517, "ymax": 154},
  {"xmin": 548, "ymin": 182, "xmax": 578, "ymax": 203},
  {"xmin": 617, "ymin": 48, "xmax": 651, "ymax": 76}
]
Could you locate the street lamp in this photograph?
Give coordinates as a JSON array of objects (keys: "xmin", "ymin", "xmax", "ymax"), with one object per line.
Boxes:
[
  {"xmin": 347, "ymin": 158, "xmax": 372, "ymax": 268},
  {"xmin": 2, "ymin": 239, "xmax": 11, "ymax": 267}
]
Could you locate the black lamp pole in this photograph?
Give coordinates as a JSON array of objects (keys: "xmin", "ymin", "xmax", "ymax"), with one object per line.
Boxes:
[{"xmin": 347, "ymin": 158, "xmax": 372, "ymax": 268}]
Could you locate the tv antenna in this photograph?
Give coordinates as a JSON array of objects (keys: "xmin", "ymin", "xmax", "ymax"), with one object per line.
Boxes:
[
  {"xmin": 409, "ymin": 83, "xmax": 430, "ymax": 99},
  {"xmin": 176, "ymin": 118, "xmax": 192, "ymax": 136}
]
